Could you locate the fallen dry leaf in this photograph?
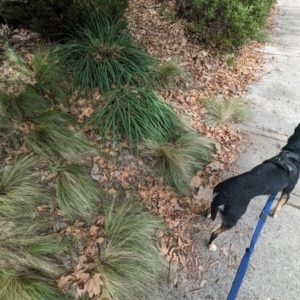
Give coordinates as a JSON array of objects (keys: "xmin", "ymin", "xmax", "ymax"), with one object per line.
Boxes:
[
  {"xmin": 57, "ymin": 274, "xmax": 75, "ymax": 290},
  {"xmin": 83, "ymin": 273, "xmax": 103, "ymax": 298}
]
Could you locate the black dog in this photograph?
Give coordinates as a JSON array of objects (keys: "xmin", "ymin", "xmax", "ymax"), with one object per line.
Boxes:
[{"xmin": 207, "ymin": 123, "xmax": 300, "ymax": 251}]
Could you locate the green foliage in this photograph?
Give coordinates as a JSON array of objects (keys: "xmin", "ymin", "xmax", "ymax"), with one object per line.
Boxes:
[
  {"xmin": 0, "ymin": 155, "xmax": 54, "ymax": 219},
  {"xmin": 176, "ymin": 0, "xmax": 275, "ymax": 48},
  {"xmin": 32, "ymin": 110, "xmax": 75, "ymax": 127},
  {"xmin": 97, "ymin": 199, "xmax": 168, "ymax": 300},
  {"xmin": 0, "ymin": 0, "xmax": 129, "ymax": 38},
  {"xmin": 143, "ymin": 131, "xmax": 215, "ymax": 193},
  {"xmin": 151, "ymin": 60, "xmax": 186, "ymax": 88},
  {"xmin": 56, "ymin": 164, "xmax": 107, "ymax": 221},
  {"xmin": 0, "ymin": 271, "xmax": 71, "ymax": 300},
  {"xmin": 24, "ymin": 125, "xmax": 96, "ymax": 162},
  {"xmin": 6, "ymin": 48, "xmax": 67, "ymax": 104},
  {"xmin": 0, "ymin": 88, "xmax": 51, "ymax": 121},
  {"xmin": 90, "ymin": 87, "xmax": 185, "ymax": 148},
  {"xmin": 57, "ymin": 12, "xmax": 158, "ymax": 93},
  {"xmin": 202, "ymin": 97, "xmax": 253, "ymax": 126}
]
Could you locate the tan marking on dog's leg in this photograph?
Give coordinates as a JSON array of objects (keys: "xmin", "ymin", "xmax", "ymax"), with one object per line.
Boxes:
[
  {"xmin": 205, "ymin": 208, "xmax": 211, "ymax": 218},
  {"xmin": 270, "ymin": 192, "xmax": 289, "ymax": 218},
  {"xmin": 207, "ymin": 223, "xmax": 227, "ymax": 251}
]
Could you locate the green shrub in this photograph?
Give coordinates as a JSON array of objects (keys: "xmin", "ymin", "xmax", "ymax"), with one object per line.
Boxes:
[
  {"xmin": 0, "ymin": 1, "xmax": 129, "ymax": 38},
  {"xmin": 57, "ymin": 12, "xmax": 158, "ymax": 94},
  {"xmin": 90, "ymin": 87, "xmax": 185, "ymax": 148},
  {"xmin": 0, "ymin": 0, "xmax": 128, "ymax": 38},
  {"xmin": 143, "ymin": 131, "xmax": 215, "ymax": 194},
  {"xmin": 97, "ymin": 199, "xmax": 168, "ymax": 300},
  {"xmin": 176, "ymin": 0, "xmax": 275, "ymax": 48}
]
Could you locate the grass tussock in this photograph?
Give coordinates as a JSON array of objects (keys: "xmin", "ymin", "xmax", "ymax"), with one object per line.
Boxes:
[
  {"xmin": 0, "ymin": 271, "xmax": 71, "ymax": 300},
  {"xmin": 0, "ymin": 88, "xmax": 51, "ymax": 121},
  {"xmin": 203, "ymin": 97, "xmax": 252, "ymax": 126},
  {"xmin": 0, "ymin": 221, "xmax": 68, "ymax": 277},
  {"xmin": 24, "ymin": 125, "xmax": 96, "ymax": 162},
  {"xmin": 56, "ymin": 164, "xmax": 107, "ymax": 221},
  {"xmin": 151, "ymin": 60, "xmax": 186, "ymax": 88},
  {"xmin": 0, "ymin": 155, "xmax": 54, "ymax": 218},
  {"xmin": 91, "ymin": 87, "xmax": 185, "ymax": 148},
  {"xmin": 6, "ymin": 48, "xmax": 67, "ymax": 104},
  {"xmin": 97, "ymin": 199, "xmax": 167, "ymax": 300},
  {"xmin": 143, "ymin": 132, "xmax": 215, "ymax": 194},
  {"xmin": 32, "ymin": 110, "xmax": 75, "ymax": 127},
  {"xmin": 57, "ymin": 11, "xmax": 158, "ymax": 93}
]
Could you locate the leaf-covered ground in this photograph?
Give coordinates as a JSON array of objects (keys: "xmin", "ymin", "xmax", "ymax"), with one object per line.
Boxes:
[{"xmin": 0, "ymin": 1, "xmax": 275, "ymax": 295}]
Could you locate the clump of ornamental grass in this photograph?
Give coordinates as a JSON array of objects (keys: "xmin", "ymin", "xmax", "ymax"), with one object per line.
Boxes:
[
  {"xmin": 151, "ymin": 60, "xmax": 186, "ymax": 88},
  {"xmin": 90, "ymin": 87, "xmax": 185, "ymax": 148},
  {"xmin": 143, "ymin": 131, "xmax": 215, "ymax": 194},
  {"xmin": 202, "ymin": 97, "xmax": 252, "ymax": 126},
  {"xmin": 0, "ymin": 270, "xmax": 72, "ymax": 300},
  {"xmin": 56, "ymin": 164, "xmax": 107, "ymax": 221},
  {"xmin": 0, "ymin": 155, "xmax": 55, "ymax": 218},
  {"xmin": 0, "ymin": 220, "xmax": 68, "ymax": 277},
  {"xmin": 96, "ymin": 199, "xmax": 167, "ymax": 300},
  {"xmin": 0, "ymin": 88, "xmax": 51, "ymax": 120},
  {"xmin": 32, "ymin": 110, "xmax": 75, "ymax": 127},
  {"xmin": 24, "ymin": 125, "xmax": 96, "ymax": 162},
  {"xmin": 57, "ymin": 11, "xmax": 158, "ymax": 94},
  {"xmin": 6, "ymin": 48, "xmax": 67, "ymax": 104}
]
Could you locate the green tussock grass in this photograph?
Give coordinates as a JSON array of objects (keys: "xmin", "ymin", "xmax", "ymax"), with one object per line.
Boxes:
[
  {"xmin": 97, "ymin": 199, "xmax": 167, "ymax": 300},
  {"xmin": 24, "ymin": 125, "xmax": 96, "ymax": 162},
  {"xmin": 0, "ymin": 220, "xmax": 68, "ymax": 277},
  {"xmin": 56, "ymin": 164, "xmax": 107, "ymax": 221},
  {"xmin": 151, "ymin": 60, "xmax": 186, "ymax": 88},
  {"xmin": 32, "ymin": 110, "xmax": 75, "ymax": 127},
  {"xmin": 143, "ymin": 131, "xmax": 215, "ymax": 194},
  {"xmin": 0, "ymin": 155, "xmax": 54, "ymax": 218},
  {"xmin": 202, "ymin": 97, "xmax": 252, "ymax": 126},
  {"xmin": 90, "ymin": 87, "xmax": 185, "ymax": 148},
  {"xmin": 6, "ymin": 48, "xmax": 67, "ymax": 104},
  {"xmin": 0, "ymin": 88, "xmax": 51, "ymax": 121},
  {"xmin": 0, "ymin": 270, "xmax": 71, "ymax": 300},
  {"xmin": 57, "ymin": 11, "xmax": 158, "ymax": 93}
]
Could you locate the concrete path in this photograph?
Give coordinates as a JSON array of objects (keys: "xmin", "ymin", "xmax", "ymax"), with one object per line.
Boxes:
[{"xmin": 159, "ymin": 1, "xmax": 300, "ymax": 299}]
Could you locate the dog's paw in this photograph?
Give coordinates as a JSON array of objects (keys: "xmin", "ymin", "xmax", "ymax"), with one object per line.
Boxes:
[
  {"xmin": 207, "ymin": 243, "xmax": 217, "ymax": 251},
  {"xmin": 269, "ymin": 209, "xmax": 278, "ymax": 218}
]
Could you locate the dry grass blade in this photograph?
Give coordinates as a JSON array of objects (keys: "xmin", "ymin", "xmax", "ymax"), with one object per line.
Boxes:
[
  {"xmin": 203, "ymin": 97, "xmax": 252, "ymax": 126},
  {"xmin": 97, "ymin": 199, "xmax": 168, "ymax": 300},
  {"xmin": 143, "ymin": 131, "xmax": 215, "ymax": 194},
  {"xmin": 56, "ymin": 164, "xmax": 107, "ymax": 221}
]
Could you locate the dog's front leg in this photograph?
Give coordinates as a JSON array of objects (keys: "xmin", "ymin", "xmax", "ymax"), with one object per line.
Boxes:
[
  {"xmin": 207, "ymin": 222, "xmax": 231, "ymax": 251},
  {"xmin": 270, "ymin": 191, "xmax": 290, "ymax": 218}
]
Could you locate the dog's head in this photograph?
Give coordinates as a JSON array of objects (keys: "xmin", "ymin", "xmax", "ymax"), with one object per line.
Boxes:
[{"xmin": 282, "ymin": 123, "xmax": 300, "ymax": 154}]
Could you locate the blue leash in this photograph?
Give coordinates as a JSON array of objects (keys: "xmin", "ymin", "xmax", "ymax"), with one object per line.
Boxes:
[{"xmin": 227, "ymin": 193, "xmax": 277, "ymax": 300}]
